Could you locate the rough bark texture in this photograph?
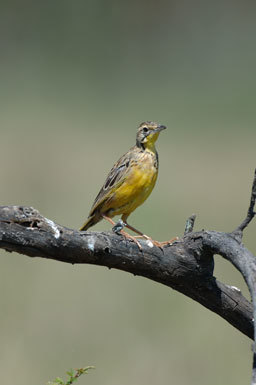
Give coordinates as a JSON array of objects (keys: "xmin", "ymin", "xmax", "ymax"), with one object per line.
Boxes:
[{"xmin": 0, "ymin": 170, "xmax": 256, "ymax": 384}]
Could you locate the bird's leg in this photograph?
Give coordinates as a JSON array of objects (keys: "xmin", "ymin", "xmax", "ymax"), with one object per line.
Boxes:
[
  {"xmin": 120, "ymin": 215, "xmax": 157, "ymax": 245},
  {"xmin": 102, "ymin": 215, "xmax": 116, "ymax": 227},
  {"xmin": 121, "ymin": 221, "xmax": 146, "ymax": 237},
  {"xmin": 102, "ymin": 215, "xmax": 142, "ymax": 249},
  {"xmin": 121, "ymin": 215, "xmax": 178, "ymax": 248},
  {"xmin": 102, "ymin": 216, "xmax": 126, "ymax": 233},
  {"xmin": 121, "ymin": 215, "xmax": 155, "ymax": 241}
]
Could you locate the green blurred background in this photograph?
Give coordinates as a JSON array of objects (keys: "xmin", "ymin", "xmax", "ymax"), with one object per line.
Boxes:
[{"xmin": 0, "ymin": 1, "xmax": 255, "ymax": 384}]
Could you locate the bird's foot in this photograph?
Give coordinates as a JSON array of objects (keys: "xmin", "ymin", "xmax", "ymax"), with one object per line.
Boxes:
[
  {"xmin": 112, "ymin": 220, "xmax": 142, "ymax": 249},
  {"xmin": 112, "ymin": 220, "xmax": 179, "ymax": 250},
  {"xmin": 134, "ymin": 235, "xmax": 179, "ymax": 249},
  {"xmin": 120, "ymin": 230, "xmax": 143, "ymax": 249}
]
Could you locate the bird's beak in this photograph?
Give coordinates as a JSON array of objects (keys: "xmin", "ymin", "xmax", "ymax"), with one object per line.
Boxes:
[{"xmin": 154, "ymin": 124, "xmax": 166, "ymax": 133}]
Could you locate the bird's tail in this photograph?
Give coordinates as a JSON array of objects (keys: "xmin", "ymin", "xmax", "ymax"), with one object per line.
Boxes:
[{"xmin": 80, "ymin": 215, "xmax": 101, "ymax": 231}]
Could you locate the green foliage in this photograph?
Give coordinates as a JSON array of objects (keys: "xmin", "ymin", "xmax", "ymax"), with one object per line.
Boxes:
[{"xmin": 47, "ymin": 366, "xmax": 95, "ymax": 385}]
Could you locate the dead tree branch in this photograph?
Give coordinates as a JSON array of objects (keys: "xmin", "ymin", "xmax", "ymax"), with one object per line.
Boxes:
[{"xmin": 0, "ymin": 169, "xmax": 256, "ymax": 384}]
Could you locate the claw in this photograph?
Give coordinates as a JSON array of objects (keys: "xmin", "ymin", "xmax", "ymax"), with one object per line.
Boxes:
[
  {"xmin": 120, "ymin": 230, "xmax": 142, "ymax": 249},
  {"xmin": 143, "ymin": 236, "xmax": 179, "ymax": 249},
  {"xmin": 156, "ymin": 237, "xmax": 179, "ymax": 247}
]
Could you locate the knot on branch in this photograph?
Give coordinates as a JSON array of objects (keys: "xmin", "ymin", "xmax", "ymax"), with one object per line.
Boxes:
[
  {"xmin": 183, "ymin": 231, "xmax": 215, "ymax": 277},
  {"xmin": 0, "ymin": 206, "xmax": 61, "ymax": 238}
]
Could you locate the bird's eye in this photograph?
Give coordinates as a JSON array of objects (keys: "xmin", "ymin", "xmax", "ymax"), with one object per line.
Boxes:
[{"xmin": 143, "ymin": 127, "xmax": 149, "ymax": 133}]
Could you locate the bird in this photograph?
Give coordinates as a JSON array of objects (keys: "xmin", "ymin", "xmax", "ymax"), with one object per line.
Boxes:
[{"xmin": 80, "ymin": 121, "xmax": 170, "ymax": 248}]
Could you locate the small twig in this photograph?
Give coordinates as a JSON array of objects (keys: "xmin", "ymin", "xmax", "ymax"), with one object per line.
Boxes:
[
  {"xmin": 235, "ymin": 168, "xmax": 256, "ymax": 233},
  {"xmin": 184, "ymin": 214, "xmax": 196, "ymax": 234},
  {"xmin": 47, "ymin": 366, "xmax": 95, "ymax": 385}
]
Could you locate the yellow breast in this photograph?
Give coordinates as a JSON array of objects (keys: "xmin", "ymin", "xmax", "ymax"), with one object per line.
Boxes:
[{"xmin": 107, "ymin": 151, "xmax": 158, "ymax": 216}]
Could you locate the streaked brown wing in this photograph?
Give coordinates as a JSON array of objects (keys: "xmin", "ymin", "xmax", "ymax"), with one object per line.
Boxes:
[{"xmin": 88, "ymin": 146, "xmax": 135, "ymax": 216}]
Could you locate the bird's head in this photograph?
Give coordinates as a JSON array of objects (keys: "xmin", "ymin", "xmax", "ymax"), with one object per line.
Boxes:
[{"xmin": 136, "ymin": 121, "xmax": 166, "ymax": 150}]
